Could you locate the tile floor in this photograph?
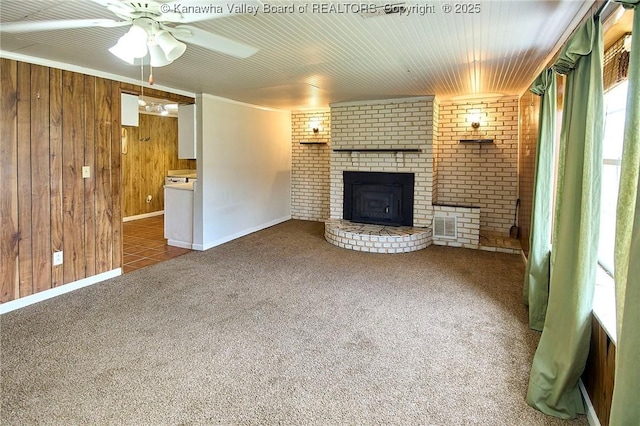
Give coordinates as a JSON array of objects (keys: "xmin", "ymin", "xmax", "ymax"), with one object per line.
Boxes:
[{"xmin": 122, "ymin": 215, "xmax": 191, "ymax": 273}]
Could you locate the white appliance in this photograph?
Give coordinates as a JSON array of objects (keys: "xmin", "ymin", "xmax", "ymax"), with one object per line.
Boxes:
[
  {"xmin": 165, "ymin": 176, "xmax": 188, "ymax": 185},
  {"xmin": 165, "ymin": 169, "xmax": 196, "ymax": 185}
]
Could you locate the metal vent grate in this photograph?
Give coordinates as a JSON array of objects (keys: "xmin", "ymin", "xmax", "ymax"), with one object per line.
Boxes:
[{"xmin": 433, "ymin": 216, "xmax": 457, "ymax": 239}]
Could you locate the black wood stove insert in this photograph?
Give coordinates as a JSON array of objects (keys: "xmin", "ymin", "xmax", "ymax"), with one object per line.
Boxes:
[{"xmin": 343, "ymin": 171, "xmax": 414, "ymax": 227}]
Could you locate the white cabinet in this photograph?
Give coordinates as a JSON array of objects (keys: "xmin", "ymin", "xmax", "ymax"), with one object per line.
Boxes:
[
  {"xmin": 121, "ymin": 93, "xmax": 139, "ymax": 127},
  {"xmin": 178, "ymin": 104, "xmax": 196, "ymax": 159},
  {"xmin": 164, "ymin": 183, "xmax": 194, "ymax": 248}
]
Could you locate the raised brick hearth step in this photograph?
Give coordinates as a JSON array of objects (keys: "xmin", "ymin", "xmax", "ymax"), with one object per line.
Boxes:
[{"xmin": 324, "ymin": 219, "xmax": 432, "ymax": 254}]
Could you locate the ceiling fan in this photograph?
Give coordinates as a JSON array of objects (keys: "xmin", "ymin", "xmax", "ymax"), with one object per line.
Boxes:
[{"xmin": 0, "ymin": 0, "xmax": 261, "ymax": 67}]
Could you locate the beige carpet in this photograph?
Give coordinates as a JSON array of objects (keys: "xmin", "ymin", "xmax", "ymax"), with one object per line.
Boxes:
[{"xmin": 1, "ymin": 220, "xmax": 587, "ymax": 425}]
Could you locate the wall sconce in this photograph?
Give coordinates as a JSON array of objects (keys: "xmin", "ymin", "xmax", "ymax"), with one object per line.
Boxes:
[
  {"xmin": 467, "ymin": 110, "xmax": 486, "ymax": 130},
  {"xmin": 309, "ymin": 119, "xmax": 322, "ymax": 134}
]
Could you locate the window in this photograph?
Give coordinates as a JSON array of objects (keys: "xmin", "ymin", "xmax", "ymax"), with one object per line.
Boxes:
[
  {"xmin": 592, "ymin": 79, "xmax": 628, "ymax": 343},
  {"xmin": 598, "ymin": 80, "xmax": 628, "ymax": 275}
]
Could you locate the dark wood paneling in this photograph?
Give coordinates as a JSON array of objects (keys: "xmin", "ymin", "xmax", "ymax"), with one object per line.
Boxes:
[
  {"xmin": 17, "ymin": 62, "xmax": 33, "ymax": 298},
  {"xmin": 50, "ymin": 67, "xmax": 64, "ymax": 287},
  {"xmin": 122, "ymin": 125, "xmax": 140, "ymax": 217},
  {"xmin": 62, "ymin": 70, "xmax": 86, "ymax": 284},
  {"xmin": 30, "ymin": 65, "xmax": 53, "ymax": 294},
  {"xmin": 0, "ymin": 59, "xmax": 126, "ymax": 303},
  {"xmin": 95, "ymin": 77, "xmax": 114, "ymax": 274},
  {"xmin": 122, "ymin": 113, "xmax": 195, "ymax": 218},
  {"xmin": 583, "ymin": 315, "xmax": 616, "ymax": 426},
  {"xmin": 110, "ymin": 82, "xmax": 123, "ymax": 273},
  {"xmin": 1, "ymin": 58, "xmax": 195, "ymax": 303},
  {"xmin": 84, "ymin": 75, "xmax": 97, "ymax": 278},
  {"xmin": 0, "ymin": 58, "xmax": 19, "ymax": 302}
]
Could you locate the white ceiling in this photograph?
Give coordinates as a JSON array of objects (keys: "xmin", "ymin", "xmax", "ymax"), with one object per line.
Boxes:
[{"xmin": 0, "ymin": 0, "xmax": 596, "ymax": 110}]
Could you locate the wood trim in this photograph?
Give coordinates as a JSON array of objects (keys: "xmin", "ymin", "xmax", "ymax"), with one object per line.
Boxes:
[{"xmin": 119, "ymin": 83, "xmax": 194, "ymax": 104}]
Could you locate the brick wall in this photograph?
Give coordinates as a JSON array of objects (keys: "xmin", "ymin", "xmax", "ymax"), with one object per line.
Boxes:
[
  {"xmin": 518, "ymin": 92, "xmax": 540, "ymax": 255},
  {"xmin": 291, "ymin": 110, "xmax": 331, "ymax": 221},
  {"xmin": 432, "ymin": 98, "xmax": 440, "ymax": 202},
  {"xmin": 436, "ymin": 97, "xmax": 519, "ymax": 234},
  {"xmin": 329, "ymin": 97, "xmax": 435, "ymax": 227},
  {"xmin": 432, "ymin": 205, "xmax": 480, "ymax": 249}
]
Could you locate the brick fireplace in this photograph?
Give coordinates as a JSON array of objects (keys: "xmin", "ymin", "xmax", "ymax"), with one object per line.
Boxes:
[
  {"xmin": 343, "ymin": 171, "xmax": 414, "ymax": 227},
  {"xmin": 329, "ymin": 96, "xmax": 436, "ymax": 227},
  {"xmin": 291, "ymin": 95, "xmax": 520, "ymax": 253}
]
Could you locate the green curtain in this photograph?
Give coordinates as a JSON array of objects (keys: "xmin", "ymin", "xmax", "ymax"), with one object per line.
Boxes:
[
  {"xmin": 610, "ymin": 1, "xmax": 640, "ymax": 423},
  {"xmin": 523, "ymin": 69, "xmax": 556, "ymax": 332},
  {"xmin": 526, "ymin": 15, "xmax": 604, "ymax": 419}
]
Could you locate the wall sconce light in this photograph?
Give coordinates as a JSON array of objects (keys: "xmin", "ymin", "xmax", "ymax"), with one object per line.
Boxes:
[
  {"xmin": 309, "ymin": 119, "xmax": 322, "ymax": 134},
  {"xmin": 467, "ymin": 110, "xmax": 485, "ymax": 130}
]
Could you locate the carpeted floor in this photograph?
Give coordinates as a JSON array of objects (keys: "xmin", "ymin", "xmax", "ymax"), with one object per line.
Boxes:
[{"xmin": 1, "ymin": 220, "xmax": 587, "ymax": 425}]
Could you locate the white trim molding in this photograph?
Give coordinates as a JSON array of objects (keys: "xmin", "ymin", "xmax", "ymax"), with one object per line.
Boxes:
[
  {"xmin": 0, "ymin": 269, "xmax": 122, "ymax": 315},
  {"xmin": 123, "ymin": 211, "xmax": 164, "ymax": 222},
  {"xmin": 193, "ymin": 216, "xmax": 291, "ymax": 251},
  {"xmin": 579, "ymin": 379, "xmax": 602, "ymax": 426}
]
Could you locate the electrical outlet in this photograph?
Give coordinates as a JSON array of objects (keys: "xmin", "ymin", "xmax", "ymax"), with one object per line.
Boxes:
[
  {"xmin": 82, "ymin": 166, "xmax": 91, "ymax": 178},
  {"xmin": 146, "ymin": 195, "xmax": 152, "ymax": 204},
  {"xmin": 53, "ymin": 251, "xmax": 63, "ymax": 266}
]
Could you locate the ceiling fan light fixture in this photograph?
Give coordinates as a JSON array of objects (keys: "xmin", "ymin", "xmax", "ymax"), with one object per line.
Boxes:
[
  {"xmin": 108, "ymin": 40, "xmax": 135, "ymax": 64},
  {"xmin": 155, "ymin": 30, "xmax": 186, "ymax": 61},
  {"xmin": 125, "ymin": 24, "xmax": 149, "ymax": 57},
  {"xmin": 109, "ymin": 25, "xmax": 148, "ymax": 63},
  {"xmin": 148, "ymin": 43, "xmax": 173, "ymax": 67}
]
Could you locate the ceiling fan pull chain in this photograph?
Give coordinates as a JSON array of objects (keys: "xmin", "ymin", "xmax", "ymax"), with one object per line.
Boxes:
[
  {"xmin": 140, "ymin": 61, "xmax": 145, "ymax": 99},
  {"xmin": 149, "ymin": 64, "xmax": 155, "ymax": 85}
]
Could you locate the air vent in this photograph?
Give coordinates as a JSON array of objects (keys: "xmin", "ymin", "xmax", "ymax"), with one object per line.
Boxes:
[
  {"xmin": 433, "ymin": 216, "xmax": 457, "ymax": 239},
  {"xmin": 360, "ymin": 3, "xmax": 406, "ymax": 18}
]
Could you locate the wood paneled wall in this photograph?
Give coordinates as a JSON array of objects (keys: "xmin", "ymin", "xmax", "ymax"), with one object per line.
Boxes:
[
  {"xmin": 1, "ymin": 58, "xmax": 122, "ymax": 302},
  {"xmin": 122, "ymin": 114, "xmax": 195, "ymax": 218},
  {"xmin": 582, "ymin": 315, "xmax": 616, "ymax": 426}
]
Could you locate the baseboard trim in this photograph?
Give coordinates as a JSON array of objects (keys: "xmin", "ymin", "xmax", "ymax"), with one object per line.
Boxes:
[
  {"xmin": 167, "ymin": 239, "xmax": 193, "ymax": 249},
  {"xmin": 0, "ymin": 269, "xmax": 122, "ymax": 315},
  {"xmin": 194, "ymin": 215, "xmax": 291, "ymax": 251},
  {"xmin": 579, "ymin": 379, "xmax": 601, "ymax": 426},
  {"xmin": 123, "ymin": 211, "xmax": 164, "ymax": 222}
]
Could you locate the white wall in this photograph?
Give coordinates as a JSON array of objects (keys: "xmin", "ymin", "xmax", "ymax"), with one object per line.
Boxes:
[{"xmin": 193, "ymin": 94, "xmax": 291, "ymax": 250}]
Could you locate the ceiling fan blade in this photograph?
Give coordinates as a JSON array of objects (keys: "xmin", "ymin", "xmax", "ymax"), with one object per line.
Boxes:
[
  {"xmin": 161, "ymin": 1, "xmax": 261, "ymax": 23},
  {"xmin": 0, "ymin": 19, "xmax": 129, "ymax": 33},
  {"xmin": 87, "ymin": 0, "xmax": 136, "ymax": 16},
  {"xmin": 173, "ymin": 25, "xmax": 258, "ymax": 58}
]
